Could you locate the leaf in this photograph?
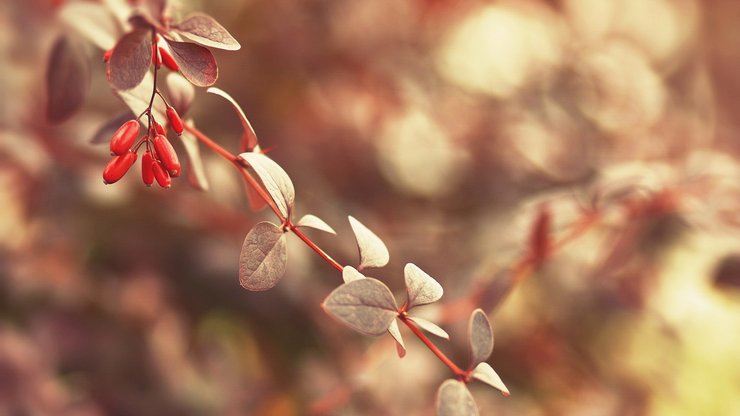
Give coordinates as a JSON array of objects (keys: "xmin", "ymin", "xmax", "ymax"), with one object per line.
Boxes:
[
  {"xmin": 471, "ymin": 362, "xmax": 509, "ymax": 396},
  {"xmin": 90, "ymin": 111, "xmax": 136, "ymax": 144},
  {"xmin": 468, "ymin": 309, "xmax": 493, "ymax": 368},
  {"xmin": 180, "ymin": 120, "xmax": 210, "ymax": 191},
  {"xmin": 322, "ymin": 278, "xmax": 398, "ymax": 336},
  {"xmin": 239, "ymin": 222, "xmax": 287, "ymax": 291},
  {"xmin": 404, "ymin": 263, "xmax": 443, "ymax": 309},
  {"xmin": 109, "ymin": 29, "xmax": 151, "ymax": 90},
  {"xmin": 238, "ymin": 152, "xmax": 295, "ymax": 218},
  {"xmin": 166, "ymin": 40, "xmax": 218, "ymax": 87},
  {"xmin": 296, "ymin": 214, "xmax": 336, "ymax": 234},
  {"xmin": 409, "ymin": 317, "xmax": 449, "ymax": 340},
  {"xmin": 207, "ymin": 87, "xmax": 258, "ymax": 151},
  {"xmin": 387, "ymin": 319, "xmax": 406, "ymax": 358},
  {"xmin": 342, "ymin": 265, "xmax": 365, "ymax": 283},
  {"xmin": 436, "ymin": 379, "xmax": 479, "ymax": 416},
  {"xmin": 174, "ymin": 13, "xmax": 241, "ymax": 51},
  {"xmin": 115, "ymin": 71, "xmax": 166, "ymax": 121},
  {"xmin": 46, "ymin": 35, "xmax": 90, "ymax": 123},
  {"xmin": 348, "ymin": 216, "xmax": 389, "ymax": 270},
  {"xmin": 166, "ymin": 72, "xmax": 195, "ymax": 116},
  {"xmin": 59, "ymin": 1, "xmax": 121, "ymax": 50}
]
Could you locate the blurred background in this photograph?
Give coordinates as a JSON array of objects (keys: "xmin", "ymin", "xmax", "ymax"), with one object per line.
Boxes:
[{"xmin": 2, "ymin": 0, "xmax": 740, "ymax": 414}]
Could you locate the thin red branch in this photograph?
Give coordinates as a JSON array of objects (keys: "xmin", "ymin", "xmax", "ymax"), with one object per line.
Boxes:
[{"xmin": 400, "ymin": 314, "xmax": 466, "ymax": 378}]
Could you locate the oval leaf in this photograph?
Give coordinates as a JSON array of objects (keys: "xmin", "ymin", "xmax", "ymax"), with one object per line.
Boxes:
[
  {"xmin": 115, "ymin": 71, "xmax": 165, "ymax": 121},
  {"xmin": 471, "ymin": 362, "xmax": 509, "ymax": 396},
  {"xmin": 180, "ymin": 120, "xmax": 210, "ymax": 191},
  {"xmin": 239, "ymin": 222, "xmax": 287, "ymax": 291},
  {"xmin": 342, "ymin": 265, "xmax": 366, "ymax": 283},
  {"xmin": 109, "ymin": 29, "xmax": 151, "ymax": 90},
  {"xmin": 46, "ymin": 35, "xmax": 90, "ymax": 123},
  {"xmin": 296, "ymin": 214, "xmax": 336, "ymax": 234},
  {"xmin": 348, "ymin": 216, "xmax": 389, "ymax": 270},
  {"xmin": 404, "ymin": 263, "xmax": 443, "ymax": 309},
  {"xmin": 387, "ymin": 319, "xmax": 406, "ymax": 358},
  {"xmin": 409, "ymin": 317, "xmax": 449, "ymax": 340},
  {"xmin": 322, "ymin": 278, "xmax": 398, "ymax": 336},
  {"xmin": 436, "ymin": 379, "xmax": 479, "ymax": 416},
  {"xmin": 468, "ymin": 309, "xmax": 493, "ymax": 368},
  {"xmin": 239, "ymin": 152, "xmax": 295, "ymax": 219},
  {"xmin": 165, "ymin": 40, "xmax": 218, "ymax": 87},
  {"xmin": 207, "ymin": 87, "xmax": 258, "ymax": 150},
  {"xmin": 166, "ymin": 72, "xmax": 195, "ymax": 116},
  {"xmin": 174, "ymin": 13, "xmax": 241, "ymax": 51}
]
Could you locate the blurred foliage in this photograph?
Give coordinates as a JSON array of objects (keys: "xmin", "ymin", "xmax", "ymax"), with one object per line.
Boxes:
[{"xmin": 2, "ymin": 0, "xmax": 740, "ymax": 415}]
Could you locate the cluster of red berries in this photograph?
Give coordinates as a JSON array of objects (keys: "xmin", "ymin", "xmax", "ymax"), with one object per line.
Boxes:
[{"xmin": 102, "ymin": 107, "xmax": 184, "ymax": 188}]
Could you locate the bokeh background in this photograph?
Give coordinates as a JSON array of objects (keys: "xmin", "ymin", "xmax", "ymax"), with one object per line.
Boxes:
[{"xmin": 2, "ymin": 0, "xmax": 740, "ymax": 415}]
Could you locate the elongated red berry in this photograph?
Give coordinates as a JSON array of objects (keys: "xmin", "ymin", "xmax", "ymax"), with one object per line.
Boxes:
[
  {"xmin": 141, "ymin": 151, "xmax": 154, "ymax": 186},
  {"xmin": 103, "ymin": 150, "xmax": 137, "ymax": 184},
  {"xmin": 151, "ymin": 159, "xmax": 171, "ymax": 188},
  {"xmin": 166, "ymin": 106, "xmax": 184, "ymax": 135},
  {"xmin": 153, "ymin": 134, "xmax": 180, "ymax": 177},
  {"xmin": 159, "ymin": 47, "xmax": 179, "ymax": 72},
  {"xmin": 153, "ymin": 121, "xmax": 166, "ymax": 135},
  {"xmin": 110, "ymin": 120, "xmax": 140, "ymax": 155}
]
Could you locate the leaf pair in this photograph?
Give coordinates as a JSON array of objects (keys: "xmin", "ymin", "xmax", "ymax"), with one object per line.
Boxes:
[{"xmin": 436, "ymin": 309, "xmax": 509, "ymax": 416}]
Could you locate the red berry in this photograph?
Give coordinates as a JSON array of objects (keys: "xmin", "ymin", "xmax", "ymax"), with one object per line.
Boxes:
[
  {"xmin": 103, "ymin": 49, "xmax": 112, "ymax": 62},
  {"xmin": 166, "ymin": 106, "xmax": 184, "ymax": 135},
  {"xmin": 141, "ymin": 151, "xmax": 155, "ymax": 186},
  {"xmin": 153, "ymin": 121, "xmax": 166, "ymax": 135},
  {"xmin": 151, "ymin": 159, "xmax": 171, "ymax": 188},
  {"xmin": 110, "ymin": 120, "xmax": 140, "ymax": 155},
  {"xmin": 103, "ymin": 150, "xmax": 137, "ymax": 184},
  {"xmin": 159, "ymin": 47, "xmax": 179, "ymax": 72},
  {"xmin": 153, "ymin": 134, "xmax": 181, "ymax": 177}
]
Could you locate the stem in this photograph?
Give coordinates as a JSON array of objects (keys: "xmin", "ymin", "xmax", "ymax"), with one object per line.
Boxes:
[
  {"xmin": 400, "ymin": 314, "xmax": 466, "ymax": 378},
  {"xmin": 183, "ymin": 123, "xmax": 466, "ymax": 380}
]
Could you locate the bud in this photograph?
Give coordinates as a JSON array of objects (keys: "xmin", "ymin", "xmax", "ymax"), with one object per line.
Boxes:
[
  {"xmin": 110, "ymin": 120, "xmax": 140, "ymax": 155},
  {"xmin": 166, "ymin": 106, "xmax": 184, "ymax": 135},
  {"xmin": 152, "ymin": 159, "xmax": 171, "ymax": 188},
  {"xmin": 103, "ymin": 150, "xmax": 137, "ymax": 184},
  {"xmin": 141, "ymin": 151, "xmax": 155, "ymax": 186},
  {"xmin": 159, "ymin": 47, "xmax": 179, "ymax": 72},
  {"xmin": 153, "ymin": 121, "xmax": 166, "ymax": 135}
]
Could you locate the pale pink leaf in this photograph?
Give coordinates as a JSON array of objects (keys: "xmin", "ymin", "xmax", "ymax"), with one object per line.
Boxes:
[
  {"xmin": 180, "ymin": 120, "xmax": 210, "ymax": 191},
  {"xmin": 436, "ymin": 379, "xmax": 479, "ymax": 416},
  {"xmin": 115, "ymin": 71, "xmax": 165, "ymax": 120},
  {"xmin": 322, "ymin": 278, "xmax": 398, "ymax": 336},
  {"xmin": 174, "ymin": 13, "xmax": 241, "ymax": 51},
  {"xmin": 342, "ymin": 265, "xmax": 365, "ymax": 283},
  {"xmin": 404, "ymin": 263, "xmax": 443, "ymax": 309},
  {"xmin": 166, "ymin": 39, "xmax": 217, "ymax": 87},
  {"xmin": 468, "ymin": 309, "xmax": 493, "ymax": 368},
  {"xmin": 387, "ymin": 319, "xmax": 406, "ymax": 358},
  {"xmin": 409, "ymin": 317, "xmax": 449, "ymax": 340},
  {"xmin": 166, "ymin": 72, "xmax": 194, "ymax": 116},
  {"xmin": 59, "ymin": 1, "xmax": 121, "ymax": 50},
  {"xmin": 109, "ymin": 29, "xmax": 151, "ymax": 90},
  {"xmin": 471, "ymin": 362, "xmax": 509, "ymax": 396},
  {"xmin": 348, "ymin": 216, "xmax": 389, "ymax": 270},
  {"xmin": 238, "ymin": 152, "xmax": 295, "ymax": 218},
  {"xmin": 46, "ymin": 35, "xmax": 90, "ymax": 123},
  {"xmin": 296, "ymin": 214, "xmax": 336, "ymax": 234},
  {"xmin": 207, "ymin": 87, "xmax": 258, "ymax": 150},
  {"xmin": 239, "ymin": 222, "xmax": 287, "ymax": 291}
]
